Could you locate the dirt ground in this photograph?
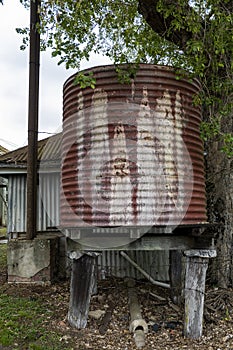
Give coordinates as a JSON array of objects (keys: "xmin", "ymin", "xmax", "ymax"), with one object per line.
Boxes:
[{"xmin": 1, "ymin": 261, "xmax": 233, "ymax": 350}]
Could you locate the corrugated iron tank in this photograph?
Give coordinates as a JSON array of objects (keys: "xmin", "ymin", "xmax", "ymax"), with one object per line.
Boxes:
[{"xmin": 61, "ymin": 64, "xmax": 207, "ymax": 237}]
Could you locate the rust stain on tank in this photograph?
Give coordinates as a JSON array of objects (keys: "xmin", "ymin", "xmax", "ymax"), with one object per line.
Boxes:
[{"xmin": 61, "ymin": 64, "xmax": 207, "ymax": 230}]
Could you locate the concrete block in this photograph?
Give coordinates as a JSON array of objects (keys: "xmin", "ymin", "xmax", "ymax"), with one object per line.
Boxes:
[{"xmin": 7, "ymin": 236, "xmax": 58, "ymax": 284}]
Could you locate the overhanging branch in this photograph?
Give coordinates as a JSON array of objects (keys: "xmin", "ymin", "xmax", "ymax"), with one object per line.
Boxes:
[{"xmin": 138, "ymin": 0, "xmax": 199, "ymax": 51}]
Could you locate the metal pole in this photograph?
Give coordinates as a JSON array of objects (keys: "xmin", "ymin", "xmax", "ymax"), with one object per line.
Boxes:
[{"xmin": 26, "ymin": 0, "xmax": 40, "ymax": 240}]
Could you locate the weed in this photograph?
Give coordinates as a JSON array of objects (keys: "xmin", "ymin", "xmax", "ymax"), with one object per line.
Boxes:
[
  {"xmin": 0, "ymin": 227, "xmax": 7, "ymax": 236},
  {"xmin": 0, "ymin": 243, "xmax": 7, "ymax": 267}
]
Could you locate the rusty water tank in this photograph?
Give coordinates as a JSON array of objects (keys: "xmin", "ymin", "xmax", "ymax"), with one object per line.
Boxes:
[{"xmin": 61, "ymin": 64, "xmax": 207, "ymax": 238}]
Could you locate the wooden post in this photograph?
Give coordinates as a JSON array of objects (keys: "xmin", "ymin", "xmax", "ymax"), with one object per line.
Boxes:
[
  {"xmin": 183, "ymin": 249, "xmax": 216, "ymax": 339},
  {"xmin": 68, "ymin": 253, "xmax": 96, "ymax": 328},
  {"xmin": 26, "ymin": 0, "xmax": 40, "ymax": 240},
  {"xmin": 169, "ymin": 250, "xmax": 183, "ymax": 305},
  {"xmin": 92, "ymin": 257, "xmax": 98, "ymax": 295}
]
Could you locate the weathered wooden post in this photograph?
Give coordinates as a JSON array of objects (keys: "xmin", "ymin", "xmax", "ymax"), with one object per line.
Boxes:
[
  {"xmin": 26, "ymin": 0, "xmax": 40, "ymax": 241},
  {"xmin": 68, "ymin": 252, "xmax": 97, "ymax": 328},
  {"xmin": 169, "ymin": 250, "xmax": 183, "ymax": 305},
  {"xmin": 184, "ymin": 249, "xmax": 217, "ymax": 338}
]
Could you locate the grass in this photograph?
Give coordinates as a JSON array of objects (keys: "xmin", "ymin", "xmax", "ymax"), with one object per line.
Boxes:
[
  {"xmin": 0, "ymin": 243, "xmax": 75, "ymax": 350},
  {"xmin": 0, "ymin": 226, "xmax": 7, "ymax": 237},
  {"xmin": 0, "ymin": 293, "xmax": 72, "ymax": 349},
  {"xmin": 0, "ymin": 294, "xmax": 46, "ymax": 347},
  {"xmin": 0, "ymin": 243, "xmax": 7, "ymax": 267}
]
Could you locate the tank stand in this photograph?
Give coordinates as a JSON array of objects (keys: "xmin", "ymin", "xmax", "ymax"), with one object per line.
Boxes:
[
  {"xmin": 66, "ymin": 230, "xmax": 216, "ymax": 338},
  {"xmin": 183, "ymin": 249, "xmax": 217, "ymax": 338}
]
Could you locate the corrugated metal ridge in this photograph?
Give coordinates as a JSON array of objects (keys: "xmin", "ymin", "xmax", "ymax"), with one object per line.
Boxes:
[
  {"xmin": 0, "ymin": 133, "xmax": 62, "ymax": 165},
  {"xmin": 63, "ymin": 64, "xmax": 201, "ymax": 90}
]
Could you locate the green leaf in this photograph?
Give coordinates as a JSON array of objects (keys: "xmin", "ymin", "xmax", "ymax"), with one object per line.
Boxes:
[{"xmin": 73, "ymin": 72, "xmax": 96, "ymax": 89}]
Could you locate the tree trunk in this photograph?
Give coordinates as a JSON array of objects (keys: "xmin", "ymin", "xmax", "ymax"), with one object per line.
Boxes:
[{"xmin": 205, "ymin": 126, "xmax": 233, "ymax": 287}]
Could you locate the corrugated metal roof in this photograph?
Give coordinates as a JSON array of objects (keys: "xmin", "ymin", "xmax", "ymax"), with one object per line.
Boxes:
[
  {"xmin": 0, "ymin": 133, "xmax": 62, "ymax": 166},
  {"xmin": 0, "ymin": 145, "xmax": 9, "ymax": 156}
]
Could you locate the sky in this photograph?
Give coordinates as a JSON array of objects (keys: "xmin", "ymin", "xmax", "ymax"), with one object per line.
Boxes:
[{"xmin": 0, "ymin": 0, "xmax": 111, "ymax": 151}]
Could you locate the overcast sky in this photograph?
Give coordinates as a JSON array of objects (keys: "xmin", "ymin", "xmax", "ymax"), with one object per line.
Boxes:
[{"xmin": 0, "ymin": 0, "xmax": 111, "ymax": 151}]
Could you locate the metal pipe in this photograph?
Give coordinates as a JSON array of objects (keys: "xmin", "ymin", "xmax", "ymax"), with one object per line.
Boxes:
[
  {"xmin": 26, "ymin": 0, "xmax": 40, "ymax": 240},
  {"xmin": 127, "ymin": 278, "xmax": 148, "ymax": 348},
  {"xmin": 120, "ymin": 251, "xmax": 170, "ymax": 289}
]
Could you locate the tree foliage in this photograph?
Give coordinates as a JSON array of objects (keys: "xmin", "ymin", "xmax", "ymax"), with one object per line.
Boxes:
[
  {"xmin": 19, "ymin": 0, "xmax": 233, "ymax": 156},
  {"xmin": 20, "ymin": 0, "xmax": 179, "ymax": 67}
]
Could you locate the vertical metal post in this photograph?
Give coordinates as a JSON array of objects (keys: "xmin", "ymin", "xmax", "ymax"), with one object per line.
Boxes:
[{"xmin": 26, "ymin": 0, "xmax": 40, "ymax": 240}]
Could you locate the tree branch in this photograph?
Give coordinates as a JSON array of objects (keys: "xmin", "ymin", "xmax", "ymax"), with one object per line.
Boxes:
[{"xmin": 138, "ymin": 0, "xmax": 198, "ymax": 51}]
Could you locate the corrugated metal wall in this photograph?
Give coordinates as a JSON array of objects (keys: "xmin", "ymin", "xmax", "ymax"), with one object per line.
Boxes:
[
  {"xmin": 8, "ymin": 175, "xmax": 27, "ymax": 232},
  {"xmin": 97, "ymin": 250, "xmax": 169, "ymax": 281},
  {"xmin": 0, "ymin": 177, "xmax": 7, "ymax": 226},
  {"xmin": 7, "ymin": 173, "xmax": 60, "ymax": 232},
  {"xmin": 38, "ymin": 173, "xmax": 60, "ymax": 230},
  {"xmin": 7, "ymin": 173, "xmax": 169, "ymax": 281}
]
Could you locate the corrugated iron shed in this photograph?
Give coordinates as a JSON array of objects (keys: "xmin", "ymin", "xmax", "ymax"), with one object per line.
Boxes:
[
  {"xmin": 0, "ymin": 133, "xmax": 61, "ymax": 167},
  {"xmin": 0, "ymin": 133, "xmax": 62, "ymax": 173},
  {"xmin": 0, "ymin": 132, "xmax": 169, "ymax": 281}
]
